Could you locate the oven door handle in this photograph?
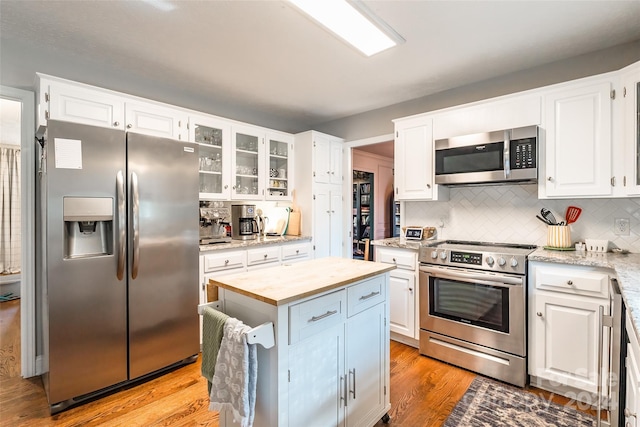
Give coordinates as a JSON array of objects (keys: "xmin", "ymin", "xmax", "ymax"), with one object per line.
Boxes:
[{"xmin": 421, "ymin": 268, "xmax": 523, "ymax": 287}]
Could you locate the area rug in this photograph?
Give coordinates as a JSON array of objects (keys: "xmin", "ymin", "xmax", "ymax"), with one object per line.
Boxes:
[{"xmin": 444, "ymin": 377, "xmax": 596, "ymax": 427}]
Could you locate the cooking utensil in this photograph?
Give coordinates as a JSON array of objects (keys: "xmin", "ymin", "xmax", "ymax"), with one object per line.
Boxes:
[
  {"xmin": 541, "ymin": 208, "xmax": 558, "ymax": 226},
  {"xmin": 536, "ymin": 215, "xmax": 553, "ymax": 225},
  {"xmin": 565, "ymin": 206, "xmax": 582, "ymax": 224}
]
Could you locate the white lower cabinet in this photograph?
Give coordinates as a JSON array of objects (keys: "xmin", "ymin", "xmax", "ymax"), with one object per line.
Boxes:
[
  {"xmin": 375, "ymin": 246, "xmax": 419, "ymax": 344},
  {"xmin": 529, "ymin": 262, "xmax": 612, "ymax": 404},
  {"xmin": 288, "ymin": 277, "xmax": 389, "ymax": 427},
  {"xmin": 626, "ymin": 312, "xmax": 640, "ymax": 427}
]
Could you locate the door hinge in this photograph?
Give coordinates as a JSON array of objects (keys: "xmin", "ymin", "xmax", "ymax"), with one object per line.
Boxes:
[
  {"xmin": 45, "ymin": 110, "xmax": 49, "ymax": 120},
  {"xmin": 395, "ymin": 187, "xmax": 398, "ymax": 195},
  {"xmin": 611, "ymin": 176, "xmax": 616, "ymax": 187},
  {"xmin": 623, "ymin": 86, "xmax": 627, "ymax": 97},
  {"xmin": 288, "ymin": 370, "xmax": 291, "ymax": 382},
  {"xmin": 313, "ymin": 194, "xmax": 316, "ymax": 200},
  {"xmin": 610, "ymin": 89, "xmax": 616, "ymax": 100},
  {"xmin": 178, "ymin": 120, "xmax": 182, "ymax": 127},
  {"xmin": 186, "ymin": 122, "xmax": 190, "ymax": 130},
  {"xmin": 313, "ymin": 245, "xmax": 316, "ymax": 250},
  {"xmin": 313, "ymin": 141, "xmax": 316, "ymax": 147},
  {"xmin": 44, "ymin": 92, "xmax": 50, "ymax": 102},
  {"xmin": 384, "ymin": 385, "xmax": 387, "ymax": 396},
  {"xmin": 313, "ymin": 171, "xmax": 316, "ymax": 177},
  {"xmin": 602, "ymin": 314, "xmax": 613, "ymax": 328},
  {"xmin": 395, "ymin": 131, "xmax": 398, "ymax": 138},
  {"xmin": 624, "ymin": 176, "xmax": 627, "ymax": 187}
]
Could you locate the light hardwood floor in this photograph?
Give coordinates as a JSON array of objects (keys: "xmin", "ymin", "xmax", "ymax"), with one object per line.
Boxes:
[{"xmin": 0, "ymin": 299, "xmax": 596, "ymax": 426}]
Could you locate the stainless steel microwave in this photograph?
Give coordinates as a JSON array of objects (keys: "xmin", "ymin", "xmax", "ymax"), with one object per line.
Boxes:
[{"xmin": 434, "ymin": 125, "xmax": 538, "ymax": 185}]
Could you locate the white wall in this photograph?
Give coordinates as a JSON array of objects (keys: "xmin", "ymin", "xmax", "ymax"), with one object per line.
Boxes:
[{"xmin": 404, "ymin": 184, "xmax": 640, "ymax": 252}]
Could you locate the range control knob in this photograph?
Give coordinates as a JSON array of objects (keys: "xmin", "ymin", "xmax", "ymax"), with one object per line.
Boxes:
[
  {"xmin": 510, "ymin": 257, "xmax": 519, "ymax": 268},
  {"xmin": 440, "ymin": 251, "xmax": 447, "ymax": 260},
  {"xmin": 497, "ymin": 257, "xmax": 506, "ymax": 266},
  {"xmin": 486, "ymin": 256, "xmax": 495, "ymax": 266},
  {"xmin": 431, "ymin": 250, "xmax": 438, "ymax": 259}
]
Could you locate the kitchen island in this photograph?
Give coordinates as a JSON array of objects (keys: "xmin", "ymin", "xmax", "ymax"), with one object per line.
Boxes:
[{"xmin": 208, "ymin": 257, "xmax": 395, "ymax": 427}]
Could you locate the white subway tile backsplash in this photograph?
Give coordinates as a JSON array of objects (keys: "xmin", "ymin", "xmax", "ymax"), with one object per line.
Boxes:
[{"xmin": 404, "ymin": 184, "xmax": 640, "ymax": 252}]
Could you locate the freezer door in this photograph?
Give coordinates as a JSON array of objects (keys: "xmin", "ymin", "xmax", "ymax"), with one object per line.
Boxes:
[
  {"xmin": 127, "ymin": 132, "xmax": 200, "ymax": 379},
  {"xmin": 44, "ymin": 120, "xmax": 128, "ymax": 404}
]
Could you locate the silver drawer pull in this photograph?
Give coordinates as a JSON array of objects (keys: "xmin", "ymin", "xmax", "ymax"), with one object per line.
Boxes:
[
  {"xmin": 309, "ymin": 310, "xmax": 338, "ymax": 322},
  {"xmin": 567, "ymin": 280, "xmax": 574, "ymax": 285},
  {"xmin": 359, "ymin": 291, "xmax": 380, "ymax": 301}
]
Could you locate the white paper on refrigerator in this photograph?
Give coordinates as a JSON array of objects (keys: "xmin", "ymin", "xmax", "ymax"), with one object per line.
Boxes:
[{"xmin": 54, "ymin": 138, "xmax": 83, "ymax": 169}]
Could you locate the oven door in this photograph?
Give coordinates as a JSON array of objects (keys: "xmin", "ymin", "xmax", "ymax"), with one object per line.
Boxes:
[{"xmin": 419, "ymin": 265, "xmax": 526, "ymax": 356}]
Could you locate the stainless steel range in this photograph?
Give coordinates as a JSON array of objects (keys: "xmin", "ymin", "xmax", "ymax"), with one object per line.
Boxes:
[{"xmin": 418, "ymin": 240, "xmax": 537, "ymax": 387}]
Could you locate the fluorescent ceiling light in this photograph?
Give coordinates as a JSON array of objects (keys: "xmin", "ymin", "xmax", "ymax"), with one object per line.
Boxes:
[{"xmin": 289, "ymin": 0, "xmax": 403, "ymax": 57}]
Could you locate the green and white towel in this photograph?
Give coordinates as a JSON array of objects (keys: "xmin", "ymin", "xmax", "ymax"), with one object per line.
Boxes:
[{"xmin": 201, "ymin": 306, "xmax": 229, "ymax": 393}]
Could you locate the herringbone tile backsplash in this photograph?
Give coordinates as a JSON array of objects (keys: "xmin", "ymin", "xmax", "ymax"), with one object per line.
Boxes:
[{"xmin": 404, "ymin": 184, "xmax": 640, "ymax": 252}]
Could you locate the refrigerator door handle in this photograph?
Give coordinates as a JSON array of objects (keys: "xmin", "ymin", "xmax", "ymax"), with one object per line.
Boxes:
[
  {"xmin": 116, "ymin": 170, "xmax": 126, "ymax": 280},
  {"xmin": 131, "ymin": 171, "xmax": 140, "ymax": 280}
]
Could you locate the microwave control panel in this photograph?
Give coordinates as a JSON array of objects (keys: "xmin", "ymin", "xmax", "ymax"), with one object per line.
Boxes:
[{"xmin": 510, "ymin": 139, "xmax": 535, "ymax": 169}]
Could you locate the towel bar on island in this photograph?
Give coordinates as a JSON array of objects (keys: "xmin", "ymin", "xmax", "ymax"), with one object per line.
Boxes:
[{"xmin": 197, "ymin": 301, "xmax": 276, "ymax": 349}]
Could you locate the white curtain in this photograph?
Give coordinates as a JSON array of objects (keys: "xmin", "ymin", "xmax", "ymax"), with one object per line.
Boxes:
[{"xmin": 0, "ymin": 146, "xmax": 21, "ymax": 274}]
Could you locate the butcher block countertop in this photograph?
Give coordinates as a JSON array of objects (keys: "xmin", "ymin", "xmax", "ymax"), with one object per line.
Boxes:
[{"xmin": 209, "ymin": 257, "xmax": 395, "ymax": 306}]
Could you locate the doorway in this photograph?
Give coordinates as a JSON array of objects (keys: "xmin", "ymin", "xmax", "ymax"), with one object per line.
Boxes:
[
  {"xmin": 349, "ymin": 138, "xmax": 395, "ymax": 258},
  {"xmin": 0, "ymin": 85, "xmax": 36, "ymax": 378}
]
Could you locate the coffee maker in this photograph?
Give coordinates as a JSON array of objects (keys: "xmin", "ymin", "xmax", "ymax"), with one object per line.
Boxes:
[
  {"xmin": 231, "ymin": 205, "xmax": 259, "ymax": 240},
  {"xmin": 199, "ymin": 206, "xmax": 231, "ymax": 244}
]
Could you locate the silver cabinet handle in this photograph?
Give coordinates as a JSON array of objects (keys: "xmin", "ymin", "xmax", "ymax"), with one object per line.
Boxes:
[
  {"xmin": 349, "ymin": 368, "xmax": 356, "ymax": 399},
  {"xmin": 409, "ymin": 287, "xmax": 413, "ymax": 292},
  {"xmin": 567, "ymin": 280, "xmax": 574, "ymax": 286},
  {"xmin": 131, "ymin": 172, "xmax": 140, "ymax": 280},
  {"xmin": 263, "ymin": 254, "xmax": 268, "ymax": 259},
  {"xmin": 113, "ymin": 121, "xmax": 119, "ymax": 127},
  {"xmin": 127, "ymin": 124, "xmax": 132, "ymax": 129},
  {"xmin": 536, "ymin": 312, "xmax": 543, "ymax": 317},
  {"xmin": 548, "ymin": 176, "xmax": 553, "ymax": 182},
  {"xmin": 359, "ymin": 291, "xmax": 380, "ymax": 301},
  {"xmin": 426, "ymin": 184, "xmax": 431, "ymax": 189},
  {"xmin": 224, "ymin": 259, "xmax": 229, "ymax": 265},
  {"xmin": 116, "ymin": 171, "xmax": 126, "ymax": 280},
  {"xmin": 309, "ymin": 310, "xmax": 337, "ymax": 322}
]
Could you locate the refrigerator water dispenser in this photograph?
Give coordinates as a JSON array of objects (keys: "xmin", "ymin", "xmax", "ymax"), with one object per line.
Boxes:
[{"xmin": 63, "ymin": 197, "xmax": 113, "ymax": 259}]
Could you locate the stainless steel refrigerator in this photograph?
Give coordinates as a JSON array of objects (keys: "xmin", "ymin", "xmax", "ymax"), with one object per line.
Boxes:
[{"xmin": 37, "ymin": 120, "xmax": 199, "ymax": 413}]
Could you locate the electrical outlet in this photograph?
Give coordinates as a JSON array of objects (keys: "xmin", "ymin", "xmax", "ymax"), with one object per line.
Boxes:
[{"xmin": 614, "ymin": 218, "xmax": 630, "ymax": 236}]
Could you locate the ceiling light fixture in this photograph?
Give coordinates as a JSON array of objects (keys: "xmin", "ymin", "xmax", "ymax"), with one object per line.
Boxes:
[{"xmin": 288, "ymin": 0, "xmax": 404, "ymax": 57}]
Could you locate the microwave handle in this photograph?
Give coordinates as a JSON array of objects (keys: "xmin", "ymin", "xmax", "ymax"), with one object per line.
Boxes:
[{"xmin": 504, "ymin": 129, "xmax": 511, "ymax": 179}]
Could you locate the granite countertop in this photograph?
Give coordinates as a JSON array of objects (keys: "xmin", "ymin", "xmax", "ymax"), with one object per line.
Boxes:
[
  {"xmin": 370, "ymin": 237, "xmax": 426, "ymax": 250},
  {"xmin": 529, "ymin": 248, "xmax": 640, "ymax": 345},
  {"xmin": 210, "ymin": 257, "xmax": 395, "ymax": 306},
  {"xmin": 199, "ymin": 235, "xmax": 311, "ymax": 252}
]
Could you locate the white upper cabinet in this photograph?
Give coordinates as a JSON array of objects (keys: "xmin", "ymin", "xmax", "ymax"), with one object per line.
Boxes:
[
  {"xmin": 231, "ymin": 124, "xmax": 265, "ymax": 201},
  {"xmin": 189, "ymin": 115, "xmax": 232, "ymax": 200},
  {"xmin": 124, "ymin": 101, "xmax": 187, "ymax": 140},
  {"xmin": 432, "ymin": 94, "xmax": 541, "ymax": 140},
  {"xmin": 313, "ymin": 133, "xmax": 343, "ymax": 185},
  {"xmin": 394, "ymin": 116, "xmax": 447, "ymax": 201},
  {"xmin": 621, "ymin": 62, "xmax": 640, "ymax": 196},
  {"xmin": 541, "ymin": 79, "xmax": 614, "ymax": 198},
  {"xmin": 265, "ymin": 131, "xmax": 294, "ymax": 201},
  {"xmin": 41, "ymin": 76, "xmax": 125, "ymax": 130}
]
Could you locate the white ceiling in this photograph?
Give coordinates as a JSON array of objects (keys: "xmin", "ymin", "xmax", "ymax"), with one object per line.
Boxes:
[{"xmin": 1, "ymin": 1, "xmax": 640, "ymax": 134}]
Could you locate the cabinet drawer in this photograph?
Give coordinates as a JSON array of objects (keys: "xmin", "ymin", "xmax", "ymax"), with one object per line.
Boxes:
[
  {"xmin": 247, "ymin": 246, "xmax": 280, "ymax": 266},
  {"xmin": 376, "ymin": 247, "xmax": 416, "ymax": 270},
  {"xmin": 347, "ymin": 276, "xmax": 385, "ymax": 317},
  {"xmin": 533, "ymin": 265, "xmax": 609, "ymax": 298},
  {"xmin": 289, "ymin": 290, "xmax": 346, "ymax": 344},
  {"xmin": 203, "ymin": 251, "xmax": 246, "ymax": 273},
  {"xmin": 281, "ymin": 242, "xmax": 311, "ymax": 262}
]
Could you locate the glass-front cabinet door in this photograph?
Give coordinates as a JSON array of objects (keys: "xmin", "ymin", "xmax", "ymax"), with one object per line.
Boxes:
[
  {"xmin": 189, "ymin": 115, "xmax": 231, "ymax": 200},
  {"xmin": 232, "ymin": 125, "xmax": 264, "ymax": 200},
  {"xmin": 266, "ymin": 132, "xmax": 293, "ymax": 200}
]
